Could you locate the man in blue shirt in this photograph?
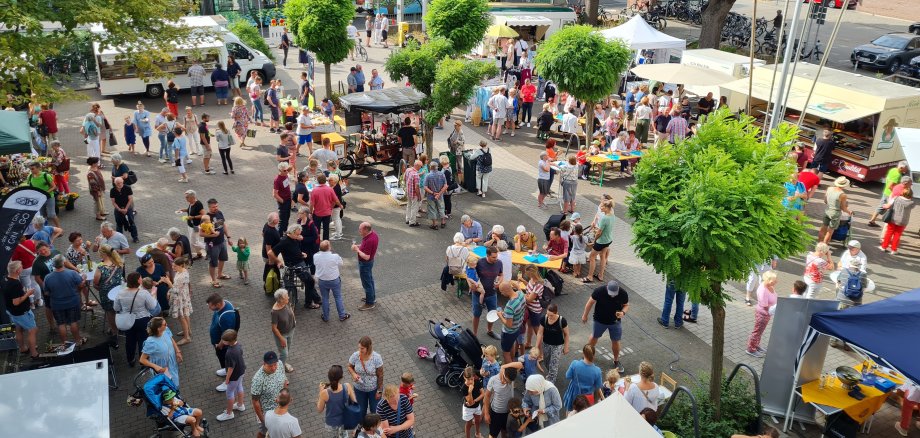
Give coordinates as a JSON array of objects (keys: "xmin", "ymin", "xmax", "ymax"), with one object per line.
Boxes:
[
  {"xmin": 207, "ymin": 293, "xmax": 238, "ymax": 389},
  {"xmin": 624, "ymin": 85, "xmax": 638, "ymax": 130},
  {"xmin": 460, "ymin": 215, "xmax": 483, "ymax": 244},
  {"xmin": 43, "ymin": 255, "xmax": 85, "ymax": 344},
  {"xmin": 354, "ymin": 64, "xmax": 366, "ymax": 93}
]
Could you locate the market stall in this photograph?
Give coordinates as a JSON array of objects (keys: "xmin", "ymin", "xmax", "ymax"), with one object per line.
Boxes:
[
  {"xmin": 494, "ymin": 15, "xmax": 553, "ymax": 43},
  {"xmin": 599, "ymin": 15, "xmax": 685, "ymax": 64},
  {"xmin": 782, "ymin": 288, "xmax": 920, "ymax": 432},
  {"xmin": 0, "ymin": 111, "xmax": 34, "ymax": 155},
  {"xmin": 677, "ymin": 48, "xmax": 765, "ymax": 101},
  {"xmin": 528, "ymin": 391, "xmax": 662, "ymax": 437},
  {"xmin": 721, "ymin": 63, "xmax": 920, "ymax": 182}
]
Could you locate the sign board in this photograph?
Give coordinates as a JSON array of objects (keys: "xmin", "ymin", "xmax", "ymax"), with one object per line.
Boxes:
[{"xmin": 268, "ymin": 25, "xmax": 285, "ymax": 46}]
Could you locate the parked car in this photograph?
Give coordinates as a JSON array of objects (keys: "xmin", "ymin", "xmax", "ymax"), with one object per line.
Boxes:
[
  {"xmin": 910, "ymin": 23, "xmax": 920, "ymax": 35},
  {"xmin": 850, "ymin": 33, "xmax": 920, "ymax": 74},
  {"xmin": 901, "ymin": 55, "xmax": 920, "ymax": 79}
]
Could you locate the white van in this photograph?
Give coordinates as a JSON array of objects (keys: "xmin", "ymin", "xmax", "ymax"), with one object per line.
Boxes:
[{"xmin": 92, "ymin": 16, "xmax": 275, "ymax": 98}]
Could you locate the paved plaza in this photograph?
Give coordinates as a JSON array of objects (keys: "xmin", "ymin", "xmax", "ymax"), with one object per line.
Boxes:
[{"xmin": 8, "ymin": 37, "xmax": 920, "ymax": 438}]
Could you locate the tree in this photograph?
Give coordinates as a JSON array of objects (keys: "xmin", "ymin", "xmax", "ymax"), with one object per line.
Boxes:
[
  {"xmin": 227, "ymin": 20, "xmax": 275, "ymax": 62},
  {"xmin": 285, "ymin": 0, "xmax": 354, "ymax": 99},
  {"xmin": 534, "ymin": 25, "xmax": 631, "ymax": 137},
  {"xmin": 625, "ymin": 110, "xmax": 810, "ymax": 419},
  {"xmin": 424, "ymin": 0, "xmax": 491, "ymax": 56},
  {"xmin": 699, "ymin": 0, "xmax": 738, "ymax": 49},
  {"xmin": 586, "ymin": 0, "xmax": 600, "ymax": 25},
  {"xmin": 0, "ymin": 0, "xmax": 198, "ymax": 104},
  {"xmin": 385, "ymin": 38, "xmax": 497, "ymax": 157}
]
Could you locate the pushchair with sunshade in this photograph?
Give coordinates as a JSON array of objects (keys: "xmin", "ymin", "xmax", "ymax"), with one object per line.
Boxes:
[
  {"xmin": 428, "ymin": 318, "xmax": 484, "ymax": 391},
  {"xmin": 130, "ymin": 368, "xmax": 209, "ymax": 438}
]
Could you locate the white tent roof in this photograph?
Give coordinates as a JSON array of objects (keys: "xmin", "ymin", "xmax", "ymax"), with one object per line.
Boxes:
[
  {"xmin": 599, "ymin": 15, "xmax": 686, "ymax": 50},
  {"xmin": 528, "ymin": 392, "xmax": 663, "ymax": 437}
]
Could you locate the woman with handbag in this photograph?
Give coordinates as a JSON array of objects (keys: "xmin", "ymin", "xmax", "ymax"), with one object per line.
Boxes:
[
  {"xmin": 439, "ymin": 156, "xmax": 456, "ymax": 219},
  {"xmin": 317, "ymin": 365, "xmax": 358, "ymax": 438},
  {"xmin": 377, "ymin": 384, "xmax": 415, "ymax": 438},
  {"xmin": 211, "ymin": 65, "xmax": 231, "ymax": 106},
  {"xmin": 94, "ymin": 245, "xmax": 124, "ymax": 348},
  {"xmin": 561, "ymin": 344, "xmax": 604, "ymax": 415},
  {"xmin": 49, "ymin": 140, "xmax": 70, "ymax": 194},
  {"xmin": 231, "ymin": 97, "xmax": 251, "ymax": 148},
  {"xmin": 113, "ymin": 272, "xmax": 158, "ymax": 367},
  {"xmin": 86, "ymin": 157, "xmax": 108, "ymax": 220},
  {"xmin": 215, "ymin": 121, "xmax": 235, "ymax": 174},
  {"xmin": 348, "ymin": 336, "xmax": 385, "ymax": 417},
  {"xmin": 880, "ymin": 187, "xmax": 914, "ymax": 255}
]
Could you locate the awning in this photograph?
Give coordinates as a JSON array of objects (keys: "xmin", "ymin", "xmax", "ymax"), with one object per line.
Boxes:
[
  {"xmin": 528, "ymin": 392, "xmax": 662, "ymax": 437},
  {"xmin": 0, "ymin": 111, "xmax": 33, "ymax": 155},
  {"xmin": 631, "ymin": 63, "xmax": 735, "ymax": 86},
  {"xmin": 497, "ymin": 15, "xmax": 554, "ymax": 27},
  {"xmin": 338, "ymin": 87, "xmax": 427, "ymax": 114},
  {"xmin": 721, "ymin": 78, "xmax": 880, "ymax": 124}
]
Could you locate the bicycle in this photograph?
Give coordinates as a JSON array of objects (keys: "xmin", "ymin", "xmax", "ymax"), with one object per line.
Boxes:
[{"xmin": 355, "ymin": 39, "xmax": 369, "ymax": 63}]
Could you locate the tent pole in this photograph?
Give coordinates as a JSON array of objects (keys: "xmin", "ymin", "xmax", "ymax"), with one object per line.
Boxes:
[
  {"xmin": 783, "ymin": 328, "xmax": 812, "ymax": 432},
  {"xmin": 795, "ymin": 0, "xmax": 849, "ymax": 130},
  {"xmin": 746, "ymin": 0, "xmax": 757, "ymax": 116}
]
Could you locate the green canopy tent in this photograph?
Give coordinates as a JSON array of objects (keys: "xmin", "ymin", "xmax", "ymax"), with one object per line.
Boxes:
[{"xmin": 0, "ymin": 111, "xmax": 33, "ymax": 155}]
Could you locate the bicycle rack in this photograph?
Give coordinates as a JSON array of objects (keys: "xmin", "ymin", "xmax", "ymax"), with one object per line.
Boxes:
[
  {"xmin": 725, "ymin": 363, "xmax": 764, "ymax": 435},
  {"xmin": 658, "ymin": 385, "xmax": 701, "ymax": 438}
]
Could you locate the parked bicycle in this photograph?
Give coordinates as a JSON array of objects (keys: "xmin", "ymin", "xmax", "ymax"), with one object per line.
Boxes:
[{"xmin": 355, "ymin": 38, "xmax": 369, "ymax": 62}]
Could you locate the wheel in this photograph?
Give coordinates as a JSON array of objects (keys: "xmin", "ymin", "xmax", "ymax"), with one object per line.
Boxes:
[
  {"xmin": 360, "ymin": 48, "xmax": 369, "ymax": 62},
  {"xmin": 338, "ymin": 155, "xmax": 357, "ymax": 178},
  {"xmin": 435, "ymin": 374, "xmax": 448, "ymax": 387},
  {"xmin": 146, "ymin": 84, "xmax": 164, "ymax": 98},
  {"xmin": 888, "ymin": 59, "xmax": 902, "ymax": 74},
  {"xmin": 446, "ymin": 371, "xmax": 464, "ymax": 388},
  {"xmin": 676, "ymin": 10, "xmax": 688, "ymax": 22},
  {"xmin": 656, "ymin": 18, "xmax": 667, "ymax": 30}
]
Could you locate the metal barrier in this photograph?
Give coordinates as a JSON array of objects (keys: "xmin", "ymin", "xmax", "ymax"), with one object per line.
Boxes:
[
  {"xmin": 725, "ymin": 363, "xmax": 764, "ymax": 434},
  {"xmin": 658, "ymin": 385, "xmax": 701, "ymax": 438}
]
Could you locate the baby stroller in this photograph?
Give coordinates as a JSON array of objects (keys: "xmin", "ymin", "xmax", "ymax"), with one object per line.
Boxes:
[
  {"xmin": 829, "ymin": 213, "xmax": 852, "ymax": 246},
  {"xmin": 428, "ymin": 319, "xmax": 483, "ymax": 390},
  {"xmin": 130, "ymin": 368, "xmax": 209, "ymax": 438}
]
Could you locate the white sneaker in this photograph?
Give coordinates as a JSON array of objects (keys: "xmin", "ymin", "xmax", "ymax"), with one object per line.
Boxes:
[
  {"xmin": 216, "ymin": 382, "xmax": 228, "ymax": 392},
  {"xmin": 233, "ymin": 403, "xmax": 246, "ymax": 412},
  {"xmin": 215, "ymin": 368, "xmax": 227, "ymax": 377},
  {"xmin": 186, "ymin": 159, "xmax": 193, "ymax": 164},
  {"xmin": 216, "ymin": 412, "xmax": 235, "ymax": 421},
  {"xmin": 526, "ymin": 123, "xmax": 531, "ymax": 128},
  {"xmin": 158, "ymin": 159, "xmax": 166, "ymax": 163}
]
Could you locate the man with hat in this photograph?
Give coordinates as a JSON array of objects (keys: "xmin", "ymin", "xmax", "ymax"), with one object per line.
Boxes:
[
  {"xmin": 251, "ymin": 351, "xmax": 289, "ymax": 438},
  {"xmin": 581, "ymin": 280, "xmax": 629, "ymax": 373},
  {"xmin": 867, "ymin": 160, "xmax": 910, "ymax": 228},
  {"xmin": 837, "ymin": 240, "xmax": 868, "ymax": 274},
  {"xmin": 818, "ymin": 176, "xmax": 852, "ymax": 244}
]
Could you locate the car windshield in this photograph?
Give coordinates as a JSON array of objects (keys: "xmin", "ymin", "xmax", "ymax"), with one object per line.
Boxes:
[{"xmin": 871, "ymin": 35, "xmax": 908, "ymax": 49}]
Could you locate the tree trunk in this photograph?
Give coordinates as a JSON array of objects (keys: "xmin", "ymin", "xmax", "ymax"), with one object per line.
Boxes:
[
  {"xmin": 709, "ymin": 284, "xmax": 727, "ymax": 420},
  {"xmin": 586, "ymin": 0, "xmax": 599, "ymax": 26},
  {"xmin": 585, "ymin": 99, "xmax": 596, "ymax": 143},
  {"xmin": 324, "ymin": 62, "xmax": 333, "ymax": 100},
  {"xmin": 424, "ymin": 121, "xmax": 434, "ymax": 158},
  {"xmin": 698, "ymin": 0, "xmax": 737, "ymax": 49}
]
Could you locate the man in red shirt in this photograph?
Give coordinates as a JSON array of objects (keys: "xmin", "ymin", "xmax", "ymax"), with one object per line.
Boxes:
[
  {"xmin": 38, "ymin": 104, "xmax": 58, "ymax": 141},
  {"xmin": 520, "ymin": 79, "xmax": 537, "ymax": 128},
  {"xmin": 272, "ymin": 162, "xmax": 293, "ymax": 233},
  {"xmin": 310, "ymin": 174, "xmax": 342, "ymax": 241},
  {"xmin": 353, "ymin": 221, "xmax": 379, "ymax": 310},
  {"xmin": 544, "ymin": 227, "xmax": 569, "ymax": 261},
  {"xmin": 797, "ymin": 168, "xmax": 821, "ymax": 200}
]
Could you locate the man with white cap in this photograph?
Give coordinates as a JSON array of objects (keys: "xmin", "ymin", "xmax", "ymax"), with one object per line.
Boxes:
[
  {"xmin": 818, "ymin": 176, "xmax": 851, "ymax": 244},
  {"xmin": 581, "ymin": 280, "xmax": 629, "ymax": 373},
  {"xmin": 837, "ymin": 240, "xmax": 868, "ymax": 274},
  {"xmin": 867, "ymin": 160, "xmax": 910, "ymax": 228}
]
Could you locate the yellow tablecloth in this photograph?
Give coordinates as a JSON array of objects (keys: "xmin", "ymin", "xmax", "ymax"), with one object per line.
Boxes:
[
  {"xmin": 510, "ymin": 251, "xmax": 562, "ymax": 269},
  {"xmin": 800, "ymin": 375, "xmax": 890, "ymax": 424},
  {"xmin": 587, "ymin": 155, "xmax": 615, "ymax": 164}
]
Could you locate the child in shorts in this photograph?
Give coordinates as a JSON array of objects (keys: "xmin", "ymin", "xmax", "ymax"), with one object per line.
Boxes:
[
  {"xmin": 161, "ymin": 390, "xmax": 205, "ymax": 437},
  {"xmin": 284, "ymin": 101, "xmax": 297, "ymax": 125},
  {"xmin": 517, "ymin": 346, "xmax": 545, "ymax": 382},
  {"xmin": 465, "ymin": 255, "xmax": 482, "ymax": 302},
  {"xmin": 230, "ymin": 237, "xmax": 251, "ymax": 285},
  {"xmin": 216, "ymin": 329, "xmax": 246, "ymax": 422},
  {"xmin": 461, "ymin": 366, "xmax": 484, "ymax": 438},
  {"xmin": 568, "ymin": 224, "xmax": 588, "ymax": 278}
]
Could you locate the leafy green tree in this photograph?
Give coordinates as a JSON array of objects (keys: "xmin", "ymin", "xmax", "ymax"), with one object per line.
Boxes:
[
  {"xmin": 625, "ymin": 110, "xmax": 809, "ymax": 418},
  {"xmin": 534, "ymin": 25, "xmax": 631, "ymax": 136},
  {"xmin": 700, "ymin": 0, "xmax": 738, "ymax": 49},
  {"xmin": 0, "ymin": 0, "xmax": 198, "ymax": 103},
  {"xmin": 424, "ymin": 0, "xmax": 491, "ymax": 56},
  {"xmin": 285, "ymin": 0, "xmax": 354, "ymax": 99},
  {"xmin": 385, "ymin": 38, "xmax": 496, "ymax": 157},
  {"xmin": 227, "ymin": 20, "xmax": 276, "ymax": 62}
]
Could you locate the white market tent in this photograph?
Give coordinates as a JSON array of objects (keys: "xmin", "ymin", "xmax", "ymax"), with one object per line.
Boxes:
[
  {"xmin": 528, "ymin": 392, "xmax": 663, "ymax": 437},
  {"xmin": 599, "ymin": 15, "xmax": 686, "ymax": 50}
]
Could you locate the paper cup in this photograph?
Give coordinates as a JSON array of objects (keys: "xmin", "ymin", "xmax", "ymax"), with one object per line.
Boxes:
[{"xmin": 486, "ymin": 310, "xmax": 499, "ymax": 323}]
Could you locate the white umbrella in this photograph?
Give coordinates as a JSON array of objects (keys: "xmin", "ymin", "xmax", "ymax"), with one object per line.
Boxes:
[{"xmin": 631, "ymin": 63, "xmax": 736, "ymax": 86}]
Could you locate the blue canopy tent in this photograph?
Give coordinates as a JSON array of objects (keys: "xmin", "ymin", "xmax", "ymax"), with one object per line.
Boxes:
[{"xmin": 782, "ymin": 288, "xmax": 920, "ymax": 429}]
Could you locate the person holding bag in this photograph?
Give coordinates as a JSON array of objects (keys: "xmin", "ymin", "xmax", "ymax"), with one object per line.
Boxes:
[
  {"xmin": 114, "ymin": 272, "xmax": 159, "ymax": 367},
  {"xmin": 317, "ymin": 365, "xmax": 358, "ymax": 437},
  {"xmin": 561, "ymin": 344, "xmax": 604, "ymax": 415}
]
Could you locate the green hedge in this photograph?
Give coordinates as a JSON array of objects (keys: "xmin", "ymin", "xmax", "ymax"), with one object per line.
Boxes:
[
  {"xmin": 658, "ymin": 376, "xmax": 761, "ymax": 438},
  {"xmin": 227, "ymin": 20, "xmax": 276, "ymax": 62}
]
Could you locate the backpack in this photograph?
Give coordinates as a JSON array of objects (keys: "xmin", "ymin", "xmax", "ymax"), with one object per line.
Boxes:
[
  {"xmin": 446, "ymin": 246, "xmax": 465, "ymax": 275},
  {"xmin": 219, "ymin": 307, "xmax": 241, "ymax": 332},
  {"xmin": 479, "ymin": 149, "xmax": 492, "ymax": 168},
  {"xmin": 264, "ymin": 269, "xmax": 281, "ymax": 295},
  {"xmin": 842, "ymin": 269, "xmax": 863, "ymax": 301},
  {"xmin": 544, "ymin": 270, "xmax": 564, "ymax": 298},
  {"xmin": 539, "ymin": 280, "xmax": 556, "ymax": 309},
  {"xmin": 84, "ymin": 121, "xmax": 98, "ymax": 137}
]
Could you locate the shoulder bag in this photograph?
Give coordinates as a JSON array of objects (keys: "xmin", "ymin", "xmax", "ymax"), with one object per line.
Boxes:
[
  {"xmin": 115, "ymin": 291, "xmax": 139, "ymax": 330},
  {"xmin": 880, "ymin": 206, "xmax": 894, "ymax": 224},
  {"xmin": 343, "ymin": 382, "xmax": 363, "ymax": 430}
]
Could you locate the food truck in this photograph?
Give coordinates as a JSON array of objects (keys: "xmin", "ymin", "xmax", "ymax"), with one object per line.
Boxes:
[
  {"xmin": 488, "ymin": 5, "xmax": 576, "ymax": 40},
  {"xmin": 720, "ymin": 63, "xmax": 920, "ymax": 182},
  {"xmin": 679, "ymin": 49, "xmax": 765, "ymax": 100}
]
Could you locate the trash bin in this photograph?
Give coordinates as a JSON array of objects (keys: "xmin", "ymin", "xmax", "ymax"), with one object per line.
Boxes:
[
  {"xmin": 439, "ymin": 151, "xmax": 456, "ymax": 175},
  {"xmin": 462, "ymin": 149, "xmax": 478, "ymax": 193},
  {"xmin": 397, "ymin": 22, "xmax": 410, "ymax": 46}
]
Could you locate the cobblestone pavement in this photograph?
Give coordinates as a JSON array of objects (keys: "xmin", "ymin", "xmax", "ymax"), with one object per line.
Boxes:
[{"xmin": 18, "ymin": 41, "xmax": 919, "ymax": 438}]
